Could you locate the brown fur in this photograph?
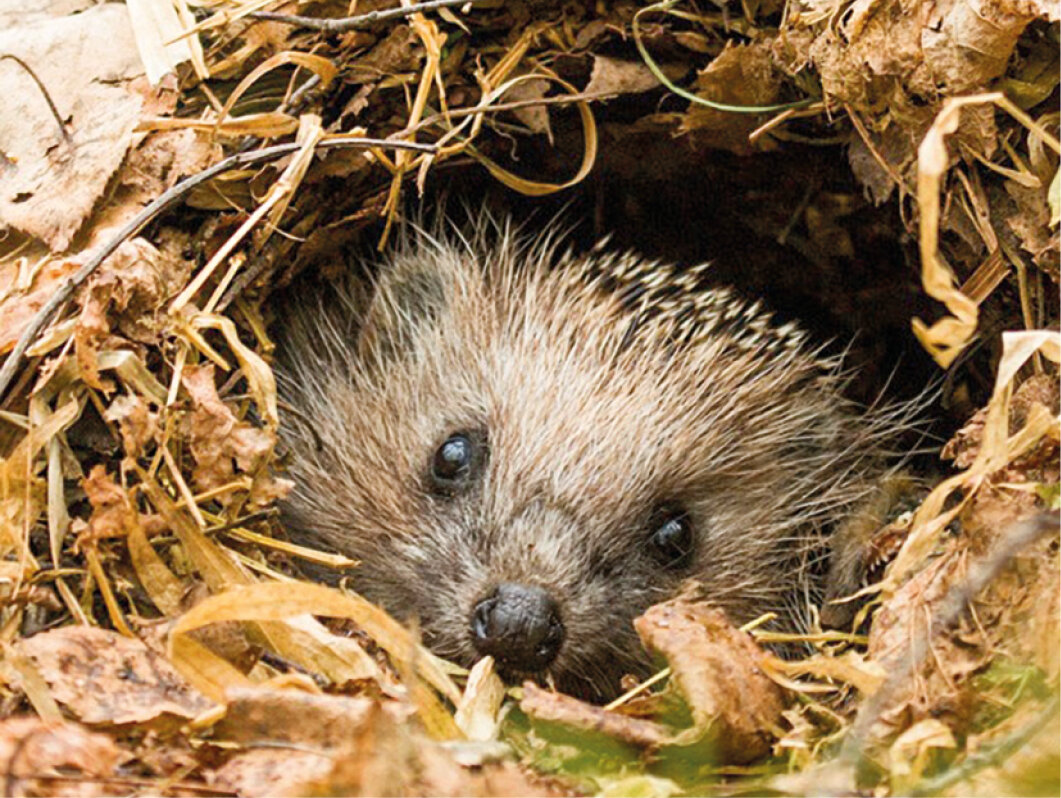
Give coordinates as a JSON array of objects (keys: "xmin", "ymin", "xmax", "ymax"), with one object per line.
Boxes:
[{"xmin": 275, "ymin": 218, "xmax": 908, "ymax": 699}]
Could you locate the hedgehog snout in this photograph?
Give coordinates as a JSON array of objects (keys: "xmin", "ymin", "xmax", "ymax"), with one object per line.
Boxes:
[{"xmin": 469, "ymin": 582, "xmax": 564, "ymax": 672}]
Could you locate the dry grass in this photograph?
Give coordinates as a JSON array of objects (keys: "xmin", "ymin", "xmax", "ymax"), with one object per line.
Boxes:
[{"xmin": 0, "ymin": 1, "xmax": 1056, "ymax": 795}]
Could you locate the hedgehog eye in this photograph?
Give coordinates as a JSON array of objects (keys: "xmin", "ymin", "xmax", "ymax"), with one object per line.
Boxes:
[
  {"xmin": 648, "ymin": 505, "xmax": 693, "ymax": 568},
  {"xmin": 429, "ymin": 430, "xmax": 484, "ymax": 494}
]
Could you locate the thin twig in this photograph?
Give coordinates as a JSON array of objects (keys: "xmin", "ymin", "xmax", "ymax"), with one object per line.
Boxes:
[
  {"xmin": 250, "ymin": 0, "xmax": 486, "ymax": 33},
  {"xmin": 282, "ymin": 74, "xmax": 322, "ymax": 114},
  {"xmin": 0, "ymin": 137, "xmax": 437, "ymax": 403},
  {"xmin": 236, "ymin": 73, "xmax": 323, "ymax": 155},
  {"xmin": 0, "ymin": 55, "xmax": 71, "ymax": 144}
]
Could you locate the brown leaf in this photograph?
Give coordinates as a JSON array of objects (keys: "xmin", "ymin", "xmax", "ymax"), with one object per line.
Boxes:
[
  {"xmin": 1006, "ymin": 180, "xmax": 1060, "ymax": 279},
  {"xmin": 584, "ymin": 55, "xmax": 662, "ymax": 97},
  {"xmin": 848, "ymin": 132, "xmax": 903, "ymax": 206},
  {"xmin": 174, "ymin": 583, "xmax": 261, "ymax": 672},
  {"xmin": 867, "ymin": 473, "xmax": 1058, "ymax": 745},
  {"xmin": 520, "ymin": 603, "xmax": 788, "ymax": 764},
  {"xmin": 0, "ymin": 231, "xmax": 169, "ymax": 363},
  {"xmin": 296, "ymin": 700, "xmax": 554, "ymax": 797},
  {"xmin": 504, "ymin": 77, "xmax": 553, "ymax": 138},
  {"xmin": 634, "ymin": 601, "xmax": 786, "ymax": 763},
  {"xmin": 0, "ymin": 717, "xmax": 128, "ymax": 798},
  {"xmin": 103, "ymin": 393, "xmax": 158, "ymax": 458},
  {"xmin": 80, "ymin": 464, "xmax": 132, "ymax": 542},
  {"xmin": 214, "ymin": 688, "xmax": 406, "ymax": 749},
  {"xmin": 181, "ymin": 365, "xmax": 275, "ymax": 493},
  {"xmin": 0, "ymin": 2, "xmax": 98, "ymax": 28},
  {"xmin": 95, "ymin": 238, "xmax": 171, "ymax": 338},
  {"xmin": 0, "ymin": 254, "xmax": 81, "ymax": 355},
  {"xmin": 117, "ymin": 129, "xmax": 216, "ymax": 211},
  {"xmin": 805, "ymin": 0, "xmax": 1044, "ymax": 115},
  {"xmin": 996, "ymin": 0, "xmax": 1060, "ymax": 18},
  {"xmin": 520, "ymin": 683, "xmax": 673, "ymax": 748},
  {"xmin": 346, "ymin": 25, "xmax": 420, "ymax": 84},
  {"xmin": 18, "ymin": 626, "xmax": 213, "ymax": 725},
  {"xmin": 211, "ymin": 749, "xmax": 336, "ymax": 798},
  {"xmin": 247, "ymin": 472, "xmax": 295, "ymax": 509},
  {"xmin": 921, "ymin": 0, "xmax": 1037, "ymax": 94},
  {"xmin": 73, "ymin": 287, "xmax": 110, "ymax": 392},
  {"xmin": 868, "ymin": 547, "xmax": 988, "ymax": 741},
  {"xmin": 678, "ymin": 42, "xmax": 781, "ymax": 155},
  {"xmin": 0, "ymin": 4, "xmax": 146, "ymax": 251},
  {"xmin": 68, "ymin": 235, "xmax": 170, "ymax": 390},
  {"xmin": 957, "ymin": 492, "xmax": 1059, "ymax": 683}
]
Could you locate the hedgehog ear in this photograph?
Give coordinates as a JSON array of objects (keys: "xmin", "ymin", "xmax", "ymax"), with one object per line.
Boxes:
[{"xmin": 357, "ymin": 261, "xmax": 451, "ymax": 361}]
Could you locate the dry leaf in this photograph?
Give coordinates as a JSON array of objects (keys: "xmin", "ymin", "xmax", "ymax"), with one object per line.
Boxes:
[
  {"xmin": 0, "ymin": 0, "xmax": 97, "ymax": 27},
  {"xmin": 941, "ymin": 374, "xmax": 1060, "ymax": 468},
  {"xmin": 346, "ymin": 24, "xmax": 420, "ymax": 84},
  {"xmin": 0, "ymin": 4, "xmax": 146, "ymax": 251},
  {"xmin": 81, "ymin": 464, "xmax": 132, "ymax": 542},
  {"xmin": 454, "ymin": 655, "xmax": 505, "ymax": 741},
  {"xmin": 297, "ymin": 700, "xmax": 552, "ymax": 797},
  {"xmin": 211, "ymin": 749, "xmax": 336, "ymax": 798},
  {"xmin": 503, "ymin": 77, "xmax": 553, "ymax": 137},
  {"xmin": 73, "ymin": 285, "xmax": 111, "ymax": 392},
  {"xmin": 0, "ymin": 256, "xmax": 83, "ymax": 356},
  {"xmin": 679, "ymin": 42, "xmax": 781, "ymax": 154},
  {"xmin": 634, "ymin": 601, "xmax": 786, "ymax": 763},
  {"xmin": 181, "ymin": 364, "xmax": 275, "ymax": 494},
  {"xmin": 521, "ymin": 683, "xmax": 673, "ymax": 748},
  {"xmin": 584, "ymin": 55, "xmax": 662, "ymax": 96},
  {"xmin": 214, "ymin": 687, "xmax": 406, "ymax": 748},
  {"xmin": 889, "ymin": 330, "xmax": 1060, "ymax": 583},
  {"xmin": 103, "ymin": 393, "xmax": 158, "ymax": 458},
  {"xmin": 1006, "ymin": 179, "xmax": 1060, "ymax": 278},
  {"xmin": 0, "ymin": 717, "xmax": 128, "ymax": 798},
  {"xmin": 888, "ymin": 718, "xmax": 957, "ymax": 794},
  {"xmin": 17, "ymin": 626, "xmax": 213, "ymax": 725}
]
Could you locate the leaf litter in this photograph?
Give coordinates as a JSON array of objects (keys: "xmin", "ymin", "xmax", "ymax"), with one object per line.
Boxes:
[{"xmin": 0, "ymin": 0, "xmax": 1057, "ymax": 795}]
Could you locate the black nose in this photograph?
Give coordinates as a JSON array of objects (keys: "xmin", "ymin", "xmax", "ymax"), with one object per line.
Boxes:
[{"xmin": 470, "ymin": 583, "xmax": 564, "ymax": 672}]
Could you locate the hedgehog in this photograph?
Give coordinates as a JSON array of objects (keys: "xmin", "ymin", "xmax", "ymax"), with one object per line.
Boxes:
[{"xmin": 274, "ymin": 217, "xmax": 909, "ymax": 700}]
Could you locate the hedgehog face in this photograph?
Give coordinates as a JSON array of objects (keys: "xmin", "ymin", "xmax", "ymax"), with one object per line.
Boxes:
[{"xmin": 277, "ymin": 225, "xmax": 885, "ymax": 700}]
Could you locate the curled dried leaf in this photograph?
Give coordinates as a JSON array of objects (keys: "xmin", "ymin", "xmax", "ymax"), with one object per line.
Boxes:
[{"xmin": 634, "ymin": 601, "xmax": 787, "ymax": 763}]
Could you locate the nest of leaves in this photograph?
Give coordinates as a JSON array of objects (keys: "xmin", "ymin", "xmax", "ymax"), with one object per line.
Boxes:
[{"xmin": 0, "ymin": 0, "xmax": 1058, "ymax": 796}]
